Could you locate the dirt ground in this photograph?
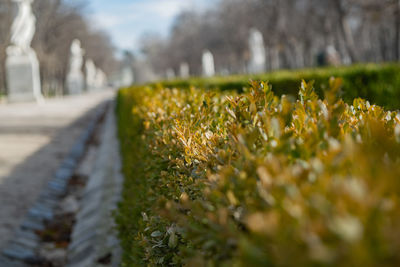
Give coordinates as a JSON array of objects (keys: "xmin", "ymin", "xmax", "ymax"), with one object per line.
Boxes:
[{"xmin": 0, "ymin": 91, "xmax": 114, "ymax": 250}]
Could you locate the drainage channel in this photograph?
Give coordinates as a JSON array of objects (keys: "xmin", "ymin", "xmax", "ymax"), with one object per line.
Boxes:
[{"xmin": 1, "ymin": 100, "xmax": 122, "ymax": 267}]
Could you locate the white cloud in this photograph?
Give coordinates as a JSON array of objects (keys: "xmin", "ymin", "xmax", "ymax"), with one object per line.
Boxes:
[
  {"xmin": 92, "ymin": 13, "xmax": 126, "ymax": 29},
  {"xmin": 128, "ymin": 0, "xmax": 189, "ymax": 19}
]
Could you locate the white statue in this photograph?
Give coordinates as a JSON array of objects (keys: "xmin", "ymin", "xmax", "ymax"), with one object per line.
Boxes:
[
  {"xmin": 94, "ymin": 68, "xmax": 107, "ymax": 88},
  {"xmin": 325, "ymin": 45, "xmax": 342, "ymax": 66},
  {"xmin": 120, "ymin": 67, "xmax": 134, "ymax": 87},
  {"xmin": 202, "ymin": 50, "xmax": 215, "ymax": 77},
  {"xmin": 179, "ymin": 62, "xmax": 189, "ymax": 78},
  {"xmin": 6, "ymin": 0, "xmax": 43, "ymax": 103},
  {"xmin": 85, "ymin": 59, "xmax": 96, "ymax": 90},
  {"xmin": 69, "ymin": 39, "xmax": 84, "ymax": 74},
  {"xmin": 248, "ymin": 28, "xmax": 266, "ymax": 74},
  {"xmin": 9, "ymin": 0, "xmax": 35, "ymax": 53},
  {"xmin": 166, "ymin": 68, "xmax": 175, "ymax": 80},
  {"xmin": 66, "ymin": 39, "xmax": 85, "ymax": 94}
]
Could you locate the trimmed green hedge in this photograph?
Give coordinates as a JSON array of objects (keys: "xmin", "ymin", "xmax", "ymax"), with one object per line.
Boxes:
[
  {"xmin": 116, "ymin": 79, "xmax": 400, "ymax": 266},
  {"xmin": 146, "ymin": 64, "xmax": 400, "ymax": 110}
]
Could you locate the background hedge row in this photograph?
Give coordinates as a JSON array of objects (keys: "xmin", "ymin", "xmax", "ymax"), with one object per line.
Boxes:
[{"xmin": 144, "ymin": 64, "xmax": 400, "ymax": 110}]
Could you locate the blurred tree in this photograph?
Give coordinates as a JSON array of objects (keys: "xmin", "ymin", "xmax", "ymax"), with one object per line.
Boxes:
[
  {"xmin": 0, "ymin": 0, "xmax": 117, "ymax": 96},
  {"xmin": 32, "ymin": 0, "xmax": 117, "ymax": 95},
  {"xmin": 0, "ymin": 0, "xmax": 13, "ymax": 94},
  {"xmin": 140, "ymin": 0, "xmax": 399, "ymax": 77}
]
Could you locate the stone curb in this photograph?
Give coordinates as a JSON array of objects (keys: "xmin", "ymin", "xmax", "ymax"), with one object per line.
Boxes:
[{"xmin": 66, "ymin": 102, "xmax": 123, "ymax": 267}]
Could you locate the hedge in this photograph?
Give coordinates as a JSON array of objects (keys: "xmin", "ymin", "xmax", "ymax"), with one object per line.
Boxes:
[
  {"xmin": 144, "ymin": 64, "xmax": 400, "ymax": 110},
  {"xmin": 116, "ymin": 78, "xmax": 400, "ymax": 266}
]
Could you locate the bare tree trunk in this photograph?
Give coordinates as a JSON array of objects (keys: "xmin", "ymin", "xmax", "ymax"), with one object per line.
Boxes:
[
  {"xmin": 0, "ymin": 47, "xmax": 6, "ymax": 94},
  {"xmin": 333, "ymin": 0, "xmax": 358, "ymax": 63},
  {"xmin": 0, "ymin": 1, "xmax": 13, "ymax": 95},
  {"xmin": 0, "ymin": 57, "xmax": 5, "ymax": 95},
  {"xmin": 270, "ymin": 46, "xmax": 280, "ymax": 70},
  {"xmin": 395, "ymin": 0, "xmax": 400, "ymax": 61}
]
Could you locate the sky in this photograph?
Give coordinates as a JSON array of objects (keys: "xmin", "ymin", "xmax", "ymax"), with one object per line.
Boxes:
[{"xmin": 86, "ymin": 0, "xmax": 216, "ymax": 53}]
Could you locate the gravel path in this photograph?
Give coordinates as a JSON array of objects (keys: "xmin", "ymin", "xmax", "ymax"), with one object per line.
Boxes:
[{"xmin": 0, "ymin": 91, "xmax": 114, "ymax": 250}]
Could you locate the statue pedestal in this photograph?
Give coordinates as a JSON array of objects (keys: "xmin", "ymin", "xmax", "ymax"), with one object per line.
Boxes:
[
  {"xmin": 66, "ymin": 73, "xmax": 84, "ymax": 95},
  {"xmin": 6, "ymin": 47, "xmax": 43, "ymax": 103},
  {"xmin": 248, "ymin": 61, "xmax": 266, "ymax": 74}
]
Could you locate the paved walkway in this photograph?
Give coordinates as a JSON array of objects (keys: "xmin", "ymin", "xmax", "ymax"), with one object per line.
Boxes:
[{"xmin": 0, "ymin": 91, "xmax": 114, "ymax": 250}]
